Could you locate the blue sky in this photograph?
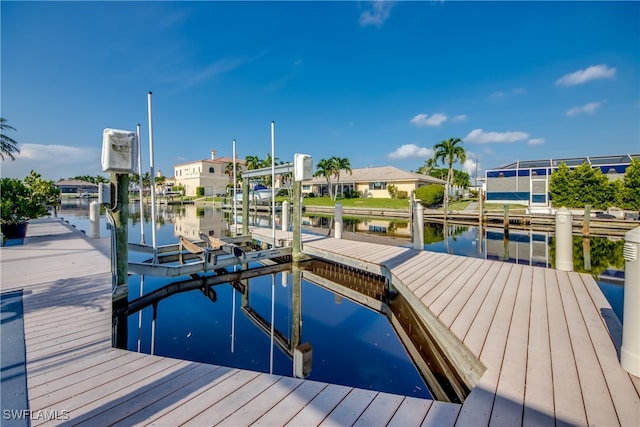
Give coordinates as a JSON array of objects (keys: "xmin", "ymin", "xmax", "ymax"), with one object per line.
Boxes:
[{"xmin": 2, "ymin": 1, "xmax": 639, "ymax": 182}]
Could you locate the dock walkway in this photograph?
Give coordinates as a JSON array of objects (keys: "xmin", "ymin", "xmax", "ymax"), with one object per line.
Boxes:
[
  {"xmin": 252, "ymin": 227, "xmax": 640, "ymax": 426},
  {"xmin": 1, "ymin": 219, "xmax": 458, "ymax": 426}
]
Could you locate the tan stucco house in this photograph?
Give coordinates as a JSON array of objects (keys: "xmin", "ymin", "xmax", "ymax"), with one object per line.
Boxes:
[
  {"xmin": 174, "ymin": 150, "xmax": 244, "ymax": 196},
  {"xmin": 302, "ymin": 165, "xmax": 445, "ymax": 198}
]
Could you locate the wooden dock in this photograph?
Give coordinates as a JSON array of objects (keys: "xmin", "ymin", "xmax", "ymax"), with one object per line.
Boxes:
[{"xmin": 1, "ymin": 219, "xmax": 638, "ymax": 426}]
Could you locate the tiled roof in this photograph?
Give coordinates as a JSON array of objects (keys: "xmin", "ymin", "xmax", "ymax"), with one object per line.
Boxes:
[
  {"xmin": 55, "ymin": 179, "xmax": 98, "ymax": 187},
  {"xmin": 304, "ymin": 166, "xmax": 446, "ymax": 184}
]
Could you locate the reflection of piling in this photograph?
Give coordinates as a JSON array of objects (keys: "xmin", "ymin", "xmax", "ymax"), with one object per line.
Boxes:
[
  {"xmin": 583, "ymin": 237, "xmax": 591, "ymax": 271},
  {"xmin": 555, "ymin": 207, "xmax": 573, "ymax": 271},
  {"xmin": 621, "ymin": 226, "xmax": 640, "ymax": 377},
  {"xmin": 503, "ymin": 232, "xmax": 510, "ymax": 261},
  {"xmin": 334, "ymin": 203, "xmax": 343, "ymax": 239}
]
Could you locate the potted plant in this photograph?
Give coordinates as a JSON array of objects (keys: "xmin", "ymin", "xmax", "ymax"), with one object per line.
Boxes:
[{"xmin": 1, "ymin": 174, "xmax": 54, "ymax": 241}]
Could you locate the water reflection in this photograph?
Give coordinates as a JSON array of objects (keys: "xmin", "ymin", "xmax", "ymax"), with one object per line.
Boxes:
[
  {"xmin": 58, "ymin": 200, "xmax": 625, "ymax": 321},
  {"xmin": 125, "ymin": 261, "xmax": 433, "ymax": 399}
]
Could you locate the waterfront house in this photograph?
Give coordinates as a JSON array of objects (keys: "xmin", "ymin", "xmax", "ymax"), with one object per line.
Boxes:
[
  {"xmin": 302, "ymin": 165, "xmax": 445, "ymax": 198},
  {"xmin": 485, "ymin": 154, "xmax": 639, "ymax": 208},
  {"xmin": 174, "ymin": 150, "xmax": 244, "ymax": 197},
  {"xmin": 55, "ymin": 179, "xmax": 98, "ymax": 195}
]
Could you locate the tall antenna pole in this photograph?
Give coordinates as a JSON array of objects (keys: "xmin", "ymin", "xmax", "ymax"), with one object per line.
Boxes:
[{"xmin": 147, "ymin": 91, "xmax": 158, "ymax": 263}]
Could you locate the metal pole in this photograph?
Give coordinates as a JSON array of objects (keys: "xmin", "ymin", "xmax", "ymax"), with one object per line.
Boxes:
[
  {"xmin": 147, "ymin": 92, "xmax": 158, "ymax": 263},
  {"xmin": 621, "ymin": 226, "xmax": 640, "ymax": 377},
  {"xmin": 555, "ymin": 207, "xmax": 573, "ymax": 271},
  {"xmin": 271, "ymin": 121, "xmax": 276, "ymax": 248},
  {"xmin": 242, "ymin": 177, "xmax": 249, "ymax": 235},
  {"xmin": 233, "ymin": 139, "xmax": 237, "ymax": 236},
  {"xmin": 136, "ymin": 124, "xmax": 145, "ymax": 244}
]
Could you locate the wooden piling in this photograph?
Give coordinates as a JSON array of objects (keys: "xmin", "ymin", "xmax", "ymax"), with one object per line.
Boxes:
[
  {"xmin": 582, "ymin": 204, "xmax": 591, "ymax": 236},
  {"xmin": 111, "ymin": 172, "xmax": 129, "ymax": 349},
  {"xmin": 292, "ymin": 180, "xmax": 303, "ymax": 262}
]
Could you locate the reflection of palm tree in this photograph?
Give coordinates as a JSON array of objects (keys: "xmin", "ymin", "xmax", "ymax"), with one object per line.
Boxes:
[
  {"xmin": 433, "ymin": 138, "xmax": 466, "ymax": 219},
  {"xmin": 1, "ymin": 118, "xmax": 20, "ymax": 161}
]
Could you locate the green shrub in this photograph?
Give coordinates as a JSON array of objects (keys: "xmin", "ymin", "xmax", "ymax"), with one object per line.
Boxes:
[
  {"xmin": 397, "ymin": 190, "xmax": 408, "ymax": 199},
  {"xmin": 196, "ymin": 186, "xmax": 205, "ymax": 197},
  {"xmin": 415, "ymin": 184, "xmax": 444, "ymax": 207}
]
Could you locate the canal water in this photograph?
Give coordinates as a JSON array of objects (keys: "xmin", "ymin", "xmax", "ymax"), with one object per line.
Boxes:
[
  {"xmin": 58, "ymin": 199, "xmax": 626, "ymax": 399},
  {"xmin": 58, "ymin": 199, "xmax": 626, "ymax": 322}
]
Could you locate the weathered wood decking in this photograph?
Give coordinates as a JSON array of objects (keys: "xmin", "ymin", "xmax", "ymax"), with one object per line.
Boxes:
[
  {"xmin": 1, "ymin": 219, "xmax": 638, "ymax": 425},
  {"xmin": 1, "ymin": 219, "xmax": 459, "ymax": 426}
]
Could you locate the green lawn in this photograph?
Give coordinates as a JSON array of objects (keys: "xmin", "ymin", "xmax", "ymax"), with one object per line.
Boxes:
[{"xmin": 302, "ymin": 197, "xmax": 410, "ymax": 209}]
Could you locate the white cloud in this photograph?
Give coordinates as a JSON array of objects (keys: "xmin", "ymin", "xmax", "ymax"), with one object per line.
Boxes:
[
  {"xmin": 566, "ymin": 101, "xmax": 602, "ymax": 116},
  {"xmin": 1, "ymin": 143, "xmax": 100, "ymax": 180},
  {"xmin": 359, "ymin": 1, "xmax": 396, "ymax": 27},
  {"xmin": 463, "ymin": 158, "xmax": 478, "ymax": 175},
  {"xmin": 465, "ymin": 128, "xmax": 530, "ymax": 144},
  {"xmin": 451, "ymin": 114, "xmax": 468, "ymax": 122},
  {"xmin": 555, "ymin": 64, "xmax": 616, "ymax": 86},
  {"xmin": 528, "ymin": 138, "xmax": 545, "ymax": 145},
  {"xmin": 410, "ymin": 113, "xmax": 448, "ymax": 127},
  {"xmin": 387, "ymin": 144, "xmax": 433, "ymax": 160},
  {"xmin": 491, "ymin": 88, "xmax": 526, "ymax": 98}
]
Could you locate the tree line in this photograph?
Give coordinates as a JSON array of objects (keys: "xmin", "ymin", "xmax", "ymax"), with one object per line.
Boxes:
[{"xmin": 549, "ymin": 160, "xmax": 640, "ymax": 210}]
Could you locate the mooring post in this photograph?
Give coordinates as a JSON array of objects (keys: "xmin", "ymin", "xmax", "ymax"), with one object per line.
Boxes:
[
  {"xmin": 503, "ymin": 204, "xmax": 510, "ymax": 235},
  {"xmin": 89, "ymin": 200, "xmax": 100, "ymax": 238},
  {"xmin": 334, "ymin": 202, "xmax": 343, "ymax": 239},
  {"xmin": 111, "ymin": 172, "xmax": 129, "ymax": 349},
  {"xmin": 582, "ymin": 204, "xmax": 591, "ymax": 236},
  {"xmin": 292, "ymin": 180, "xmax": 303, "ymax": 262},
  {"xmin": 414, "ymin": 201, "xmax": 424, "ymax": 250},
  {"xmin": 621, "ymin": 226, "xmax": 640, "ymax": 377},
  {"xmin": 282, "ymin": 200, "xmax": 289, "ymax": 232},
  {"xmin": 555, "ymin": 207, "xmax": 573, "ymax": 271},
  {"xmin": 478, "ymin": 188, "xmax": 484, "ymax": 226},
  {"xmin": 242, "ymin": 177, "xmax": 249, "ymax": 236}
]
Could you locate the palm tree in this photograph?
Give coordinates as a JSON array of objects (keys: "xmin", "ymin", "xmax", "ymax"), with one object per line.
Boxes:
[
  {"xmin": 314, "ymin": 158, "xmax": 335, "ymax": 199},
  {"xmin": 433, "ymin": 137, "xmax": 466, "ymax": 218},
  {"xmin": 330, "ymin": 156, "xmax": 352, "ymax": 200},
  {"xmin": 244, "ymin": 155, "xmax": 260, "ymax": 171},
  {"xmin": 418, "ymin": 158, "xmax": 438, "ymax": 176},
  {"xmin": 0, "ymin": 118, "xmax": 20, "ymax": 161},
  {"xmin": 225, "ymin": 161, "xmax": 242, "ymax": 186}
]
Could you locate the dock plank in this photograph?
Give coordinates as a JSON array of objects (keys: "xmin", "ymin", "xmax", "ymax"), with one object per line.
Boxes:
[
  {"xmin": 254, "ymin": 381, "xmax": 327, "ymax": 426},
  {"xmin": 352, "ymin": 392, "xmax": 404, "ymax": 427},
  {"xmin": 218, "ymin": 376, "xmax": 305, "ymax": 426},
  {"xmin": 522, "ymin": 267, "xmax": 554, "ymax": 426},
  {"xmin": 285, "ymin": 383, "xmax": 352, "ymax": 426},
  {"xmin": 544, "ymin": 269, "xmax": 587, "ymax": 426},
  {"xmin": 318, "ymin": 388, "xmax": 378, "ymax": 426},
  {"xmin": 387, "ymin": 396, "xmax": 432, "ymax": 426},
  {"xmin": 556, "ymin": 270, "xmax": 618, "ymax": 425}
]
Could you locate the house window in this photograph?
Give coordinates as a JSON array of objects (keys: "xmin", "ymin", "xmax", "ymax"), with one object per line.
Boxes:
[
  {"xmin": 209, "ymin": 167, "xmax": 215, "ymax": 173},
  {"xmin": 369, "ymin": 182, "xmax": 387, "ymax": 190}
]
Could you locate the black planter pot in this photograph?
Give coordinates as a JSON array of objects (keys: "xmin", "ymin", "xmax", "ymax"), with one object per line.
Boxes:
[{"xmin": 1, "ymin": 222, "xmax": 28, "ymax": 240}]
